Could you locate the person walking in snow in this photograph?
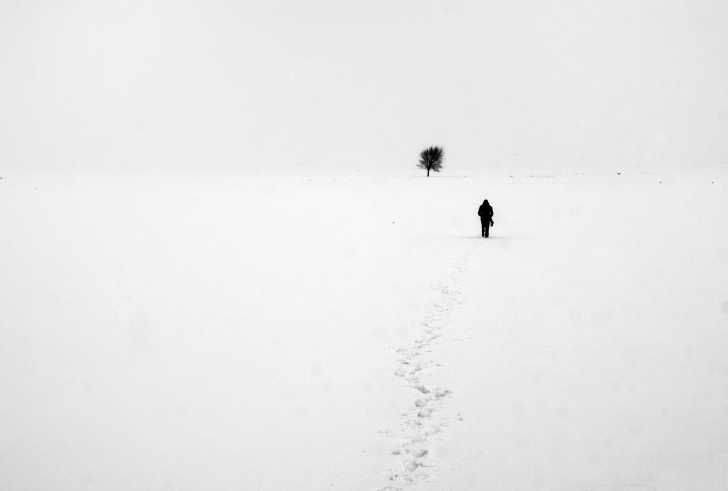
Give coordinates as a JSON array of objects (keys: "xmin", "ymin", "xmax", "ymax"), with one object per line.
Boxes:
[{"xmin": 478, "ymin": 199, "xmax": 494, "ymax": 237}]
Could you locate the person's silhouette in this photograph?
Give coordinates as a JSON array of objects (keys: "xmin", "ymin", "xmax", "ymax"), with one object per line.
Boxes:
[{"xmin": 477, "ymin": 199, "xmax": 494, "ymax": 237}]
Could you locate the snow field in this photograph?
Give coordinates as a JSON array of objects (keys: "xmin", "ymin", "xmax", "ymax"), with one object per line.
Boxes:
[
  {"xmin": 401, "ymin": 171, "xmax": 728, "ymax": 490},
  {"xmin": 0, "ymin": 171, "xmax": 476, "ymax": 490},
  {"xmin": 1, "ymin": 168, "xmax": 727, "ymax": 490}
]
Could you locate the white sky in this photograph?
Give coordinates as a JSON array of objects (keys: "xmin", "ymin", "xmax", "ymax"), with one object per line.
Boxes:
[{"xmin": 2, "ymin": 0, "xmax": 728, "ymax": 172}]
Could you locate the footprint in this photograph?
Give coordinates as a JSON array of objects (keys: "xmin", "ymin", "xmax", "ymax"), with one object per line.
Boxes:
[
  {"xmin": 421, "ymin": 426, "xmax": 441, "ymax": 436},
  {"xmin": 403, "ymin": 436, "xmax": 424, "ymax": 446},
  {"xmin": 409, "ymin": 449, "xmax": 428, "ymax": 458},
  {"xmin": 382, "ymin": 247, "xmax": 473, "ymax": 486}
]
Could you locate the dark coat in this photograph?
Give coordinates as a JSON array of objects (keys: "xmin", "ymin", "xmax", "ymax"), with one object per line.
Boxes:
[{"xmin": 478, "ymin": 201, "xmax": 494, "ymax": 222}]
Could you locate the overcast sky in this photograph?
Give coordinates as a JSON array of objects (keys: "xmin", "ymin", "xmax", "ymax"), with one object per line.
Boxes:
[{"xmin": 1, "ymin": 0, "xmax": 727, "ymax": 173}]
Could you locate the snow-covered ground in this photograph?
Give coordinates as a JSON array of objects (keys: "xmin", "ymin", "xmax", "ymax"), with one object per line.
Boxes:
[{"xmin": 1, "ymin": 167, "xmax": 727, "ymax": 490}]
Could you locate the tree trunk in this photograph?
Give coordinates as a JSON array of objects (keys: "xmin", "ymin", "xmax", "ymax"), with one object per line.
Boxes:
[{"xmin": 427, "ymin": 168, "xmax": 430, "ymax": 177}]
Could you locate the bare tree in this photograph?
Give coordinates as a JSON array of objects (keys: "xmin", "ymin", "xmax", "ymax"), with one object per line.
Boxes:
[{"xmin": 418, "ymin": 146, "xmax": 444, "ymax": 177}]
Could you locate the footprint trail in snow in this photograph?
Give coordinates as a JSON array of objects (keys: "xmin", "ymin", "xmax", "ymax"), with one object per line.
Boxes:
[{"xmin": 372, "ymin": 243, "xmax": 476, "ymax": 490}]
